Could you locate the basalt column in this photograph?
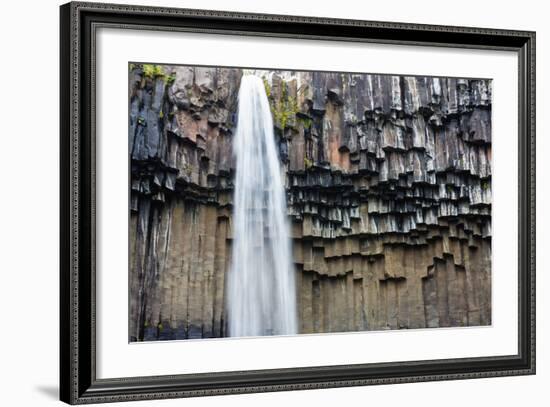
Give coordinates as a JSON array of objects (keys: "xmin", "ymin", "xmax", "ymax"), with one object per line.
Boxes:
[{"xmin": 129, "ymin": 65, "xmax": 492, "ymax": 341}]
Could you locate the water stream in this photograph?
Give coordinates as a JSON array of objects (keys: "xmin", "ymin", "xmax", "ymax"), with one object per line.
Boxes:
[{"xmin": 227, "ymin": 75, "xmax": 298, "ymax": 337}]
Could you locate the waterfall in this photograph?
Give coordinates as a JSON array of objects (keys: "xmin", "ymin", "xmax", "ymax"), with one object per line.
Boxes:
[{"xmin": 227, "ymin": 75, "xmax": 298, "ymax": 337}]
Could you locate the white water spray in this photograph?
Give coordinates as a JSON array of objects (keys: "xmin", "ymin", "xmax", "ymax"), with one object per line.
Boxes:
[{"xmin": 227, "ymin": 75, "xmax": 298, "ymax": 337}]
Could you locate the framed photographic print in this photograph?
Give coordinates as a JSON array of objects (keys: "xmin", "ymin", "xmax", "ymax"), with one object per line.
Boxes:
[{"xmin": 60, "ymin": 1, "xmax": 536, "ymax": 404}]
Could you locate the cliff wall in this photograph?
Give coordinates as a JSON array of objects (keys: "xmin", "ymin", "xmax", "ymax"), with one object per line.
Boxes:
[{"xmin": 128, "ymin": 64, "xmax": 492, "ymax": 341}]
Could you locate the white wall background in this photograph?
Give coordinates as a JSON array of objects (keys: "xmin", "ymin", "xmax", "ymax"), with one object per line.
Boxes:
[{"xmin": 0, "ymin": 0, "xmax": 546, "ymax": 406}]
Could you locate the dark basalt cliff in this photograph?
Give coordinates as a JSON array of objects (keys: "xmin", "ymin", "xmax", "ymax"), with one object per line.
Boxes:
[{"xmin": 129, "ymin": 65, "xmax": 492, "ymax": 341}]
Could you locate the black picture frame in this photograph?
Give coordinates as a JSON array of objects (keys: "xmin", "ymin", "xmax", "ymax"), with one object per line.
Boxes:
[{"xmin": 60, "ymin": 2, "xmax": 536, "ymax": 404}]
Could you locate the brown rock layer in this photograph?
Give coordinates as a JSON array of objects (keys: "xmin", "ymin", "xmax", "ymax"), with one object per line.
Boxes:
[{"xmin": 128, "ymin": 64, "xmax": 492, "ymax": 341}]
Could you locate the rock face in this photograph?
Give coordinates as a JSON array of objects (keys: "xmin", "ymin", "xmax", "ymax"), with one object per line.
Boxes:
[{"xmin": 128, "ymin": 64, "xmax": 492, "ymax": 341}]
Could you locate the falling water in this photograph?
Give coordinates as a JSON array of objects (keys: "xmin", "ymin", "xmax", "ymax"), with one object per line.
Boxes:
[{"xmin": 227, "ymin": 75, "xmax": 298, "ymax": 337}]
